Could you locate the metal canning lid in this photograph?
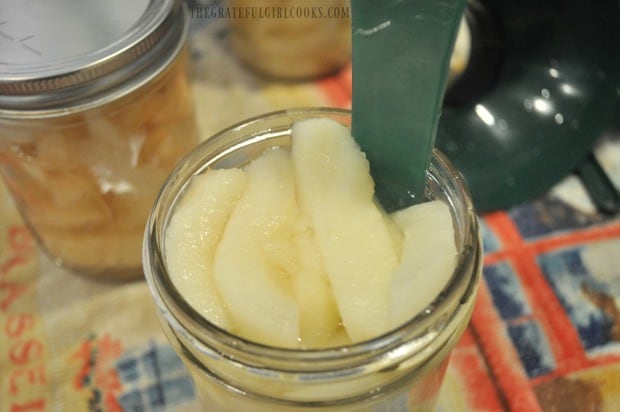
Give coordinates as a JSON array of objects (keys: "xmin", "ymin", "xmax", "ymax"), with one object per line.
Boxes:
[{"xmin": 0, "ymin": 0, "xmax": 188, "ymax": 115}]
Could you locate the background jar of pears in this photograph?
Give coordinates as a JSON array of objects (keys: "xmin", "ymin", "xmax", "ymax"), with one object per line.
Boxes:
[
  {"xmin": 227, "ymin": 0, "xmax": 351, "ymax": 80},
  {"xmin": 0, "ymin": 0, "xmax": 198, "ymax": 279}
]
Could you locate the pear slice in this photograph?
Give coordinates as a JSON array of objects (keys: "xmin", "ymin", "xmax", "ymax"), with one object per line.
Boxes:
[
  {"xmin": 291, "ymin": 118, "xmax": 398, "ymax": 342},
  {"xmin": 292, "ymin": 217, "xmax": 341, "ymax": 348},
  {"xmin": 388, "ymin": 200, "xmax": 457, "ymax": 329},
  {"xmin": 165, "ymin": 168, "xmax": 247, "ymax": 330},
  {"xmin": 213, "ymin": 148, "xmax": 300, "ymax": 347}
]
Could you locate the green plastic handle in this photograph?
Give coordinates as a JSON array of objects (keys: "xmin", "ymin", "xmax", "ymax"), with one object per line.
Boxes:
[{"xmin": 351, "ymin": 0, "xmax": 467, "ymax": 212}]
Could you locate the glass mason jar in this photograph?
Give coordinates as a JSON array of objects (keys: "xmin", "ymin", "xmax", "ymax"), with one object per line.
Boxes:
[
  {"xmin": 0, "ymin": 0, "xmax": 198, "ymax": 279},
  {"xmin": 143, "ymin": 108, "xmax": 482, "ymax": 411},
  {"xmin": 226, "ymin": 0, "xmax": 351, "ymax": 80}
]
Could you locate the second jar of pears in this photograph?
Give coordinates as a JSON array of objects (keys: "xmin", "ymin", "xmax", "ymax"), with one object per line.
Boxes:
[{"xmin": 0, "ymin": 0, "xmax": 199, "ymax": 279}]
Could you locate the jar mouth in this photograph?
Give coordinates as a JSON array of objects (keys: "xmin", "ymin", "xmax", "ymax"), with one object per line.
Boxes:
[{"xmin": 143, "ymin": 107, "xmax": 482, "ymax": 367}]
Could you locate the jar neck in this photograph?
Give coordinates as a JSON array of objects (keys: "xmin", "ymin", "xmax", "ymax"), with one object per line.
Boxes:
[{"xmin": 144, "ymin": 138, "xmax": 481, "ymax": 366}]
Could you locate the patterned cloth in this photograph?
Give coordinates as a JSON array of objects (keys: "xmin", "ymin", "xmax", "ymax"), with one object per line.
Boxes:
[{"xmin": 1, "ymin": 15, "xmax": 619, "ymax": 412}]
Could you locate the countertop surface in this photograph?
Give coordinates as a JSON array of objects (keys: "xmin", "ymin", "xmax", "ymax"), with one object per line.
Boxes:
[{"xmin": 2, "ymin": 13, "xmax": 620, "ymax": 412}]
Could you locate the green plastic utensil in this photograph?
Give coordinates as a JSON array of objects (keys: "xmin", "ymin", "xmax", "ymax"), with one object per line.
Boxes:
[{"xmin": 351, "ymin": 0, "xmax": 467, "ymax": 212}]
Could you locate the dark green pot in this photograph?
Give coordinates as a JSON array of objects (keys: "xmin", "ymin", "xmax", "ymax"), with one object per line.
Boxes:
[{"xmin": 437, "ymin": 0, "xmax": 620, "ymax": 213}]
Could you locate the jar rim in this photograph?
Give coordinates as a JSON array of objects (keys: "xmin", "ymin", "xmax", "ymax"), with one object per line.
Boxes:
[{"xmin": 143, "ymin": 107, "xmax": 482, "ymax": 369}]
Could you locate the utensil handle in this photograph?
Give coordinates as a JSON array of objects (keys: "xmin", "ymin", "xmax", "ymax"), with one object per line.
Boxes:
[{"xmin": 575, "ymin": 152, "xmax": 620, "ymax": 214}]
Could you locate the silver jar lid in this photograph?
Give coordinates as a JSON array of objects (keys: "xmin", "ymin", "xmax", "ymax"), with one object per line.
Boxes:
[{"xmin": 0, "ymin": 0, "xmax": 188, "ymax": 115}]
